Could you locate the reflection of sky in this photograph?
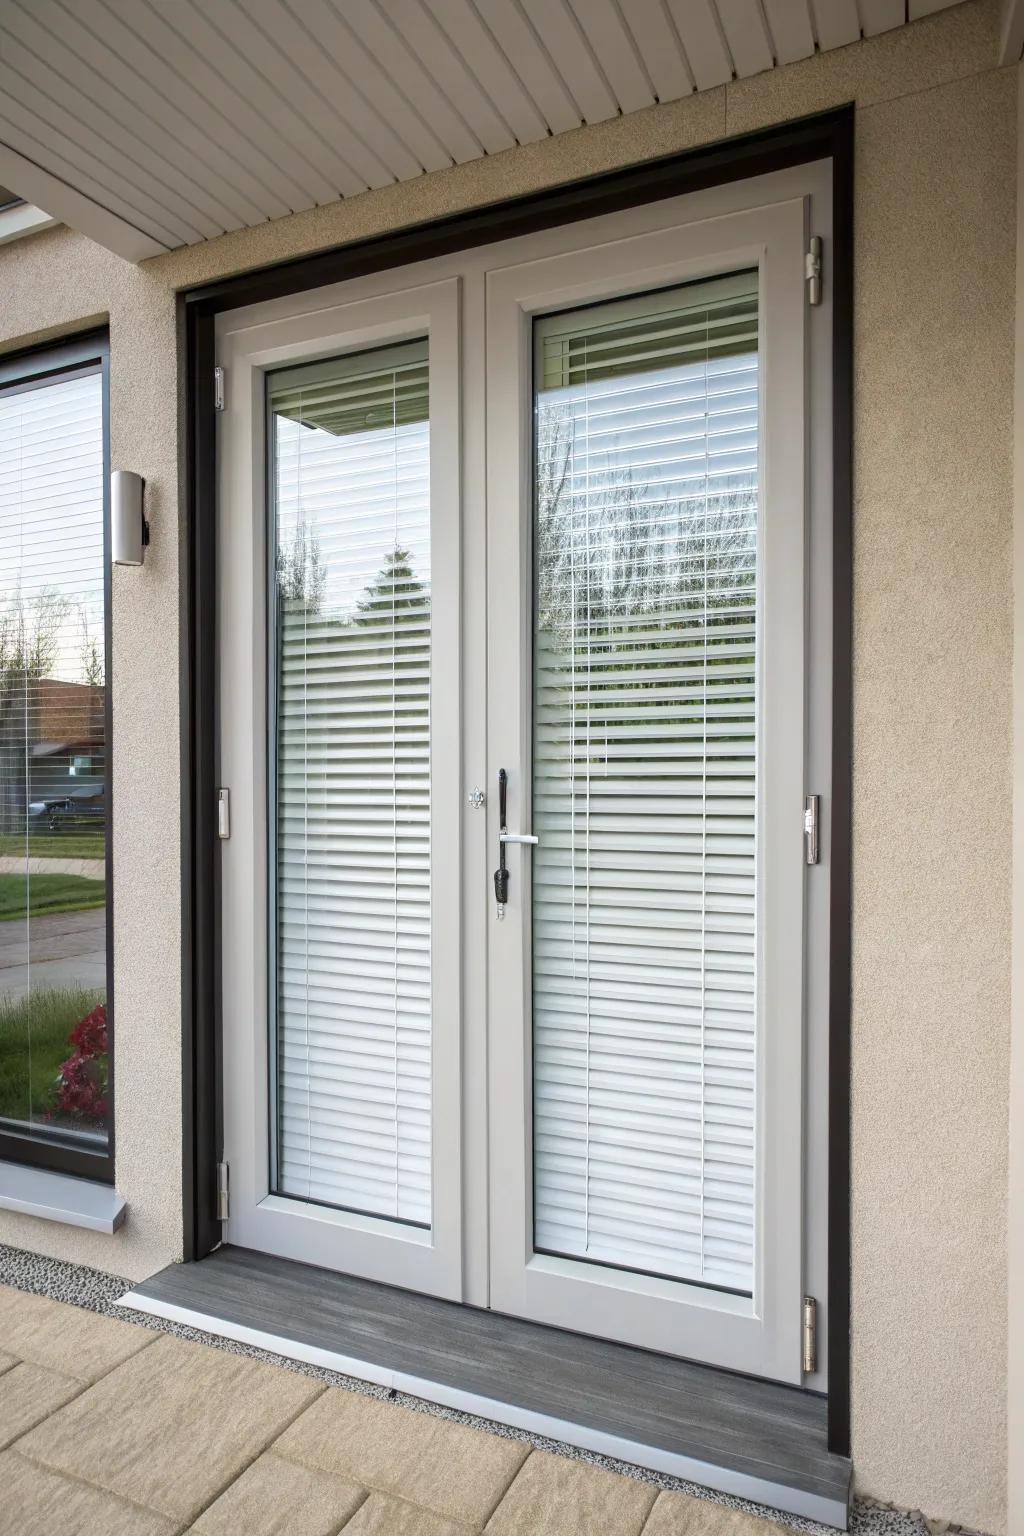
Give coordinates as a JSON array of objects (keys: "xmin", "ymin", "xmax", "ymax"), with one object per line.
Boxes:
[
  {"xmin": 274, "ymin": 414, "xmax": 430, "ymax": 621},
  {"xmin": 0, "ymin": 371, "xmax": 105, "ymax": 685}
]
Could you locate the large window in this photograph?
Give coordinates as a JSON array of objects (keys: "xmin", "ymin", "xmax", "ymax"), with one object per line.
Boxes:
[{"xmin": 0, "ymin": 335, "xmax": 112, "ymax": 1180}]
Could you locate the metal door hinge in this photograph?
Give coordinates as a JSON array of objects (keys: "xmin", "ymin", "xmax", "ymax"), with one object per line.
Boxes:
[
  {"xmin": 214, "ymin": 365, "xmax": 226, "ymax": 412},
  {"xmin": 804, "ymin": 793, "xmax": 820, "ymax": 866},
  {"xmin": 216, "ymin": 1161, "xmax": 229, "ymax": 1222},
  {"xmin": 806, "ymin": 236, "xmax": 823, "ymax": 306},
  {"xmin": 217, "ymin": 787, "xmax": 230, "ymax": 840},
  {"xmin": 802, "ymin": 1296, "xmax": 818, "ymax": 1374}
]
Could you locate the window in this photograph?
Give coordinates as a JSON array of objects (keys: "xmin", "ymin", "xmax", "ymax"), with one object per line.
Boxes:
[
  {"xmin": 0, "ymin": 334, "xmax": 113, "ymax": 1181},
  {"xmin": 268, "ymin": 340, "xmax": 432, "ymax": 1223},
  {"xmin": 531, "ymin": 276, "xmax": 759, "ymax": 1295}
]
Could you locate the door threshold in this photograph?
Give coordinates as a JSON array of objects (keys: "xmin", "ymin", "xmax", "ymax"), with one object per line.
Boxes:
[{"xmin": 118, "ymin": 1246, "xmax": 850, "ymax": 1530}]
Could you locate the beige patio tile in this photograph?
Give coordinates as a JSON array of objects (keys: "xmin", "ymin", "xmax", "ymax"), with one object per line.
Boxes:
[
  {"xmin": 275, "ymin": 1389, "xmax": 528, "ymax": 1527},
  {"xmin": 0, "ymin": 1449, "xmax": 181, "ymax": 1536},
  {"xmin": 0, "ymin": 1286, "xmax": 153, "ymax": 1382},
  {"xmin": 0, "ymin": 1361, "xmax": 82, "ymax": 1448},
  {"xmin": 641, "ymin": 1491, "xmax": 790, "ymax": 1534},
  {"xmin": 190, "ymin": 1449, "xmax": 365, "ymax": 1535},
  {"xmin": 17, "ymin": 1332, "xmax": 323, "ymax": 1525},
  {"xmin": 484, "ymin": 1450, "xmax": 657, "ymax": 1536},
  {"xmin": 342, "ymin": 1491, "xmax": 476, "ymax": 1535}
]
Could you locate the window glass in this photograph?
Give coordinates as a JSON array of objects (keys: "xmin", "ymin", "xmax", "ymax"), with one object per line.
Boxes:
[
  {"xmin": 268, "ymin": 340, "xmax": 431, "ymax": 1224},
  {"xmin": 0, "ymin": 364, "xmax": 110, "ymax": 1159},
  {"xmin": 531, "ymin": 275, "xmax": 759, "ymax": 1293}
]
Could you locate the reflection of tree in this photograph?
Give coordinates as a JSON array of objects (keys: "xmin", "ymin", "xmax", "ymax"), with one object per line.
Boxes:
[
  {"xmin": 0, "ymin": 589, "xmax": 71, "ymax": 834},
  {"xmin": 536, "ymin": 402, "xmax": 756, "ymax": 643},
  {"xmin": 277, "ymin": 518, "xmax": 325, "ymax": 615}
]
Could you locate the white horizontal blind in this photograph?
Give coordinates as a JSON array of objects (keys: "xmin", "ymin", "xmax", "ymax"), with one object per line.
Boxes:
[
  {"xmin": 269, "ymin": 340, "xmax": 432, "ymax": 1226},
  {"xmin": 531, "ymin": 274, "xmax": 759, "ymax": 1293}
]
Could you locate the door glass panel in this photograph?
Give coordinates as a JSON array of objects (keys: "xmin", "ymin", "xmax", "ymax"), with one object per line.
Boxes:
[
  {"xmin": 268, "ymin": 340, "xmax": 431, "ymax": 1226},
  {"xmin": 531, "ymin": 274, "xmax": 759, "ymax": 1293}
]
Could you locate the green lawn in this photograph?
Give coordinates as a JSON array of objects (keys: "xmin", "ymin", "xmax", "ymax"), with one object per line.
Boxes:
[
  {"xmin": 0, "ymin": 873, "xmax": 106, "ymax": 921},
  {"xmin": 0, "ymin": 986, "xmax": 104, "ymax": 1123},
  {"xmin": 0, "ymin": 833, "xmax": 105, "ymax": 860}
]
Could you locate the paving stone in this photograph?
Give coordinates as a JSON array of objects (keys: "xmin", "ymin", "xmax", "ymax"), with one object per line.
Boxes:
[
  {"xmin": 342, "ymin": 1492, "xmax": 476, "ymax": 1535},
  {"xmin": 275, "ymin": 1389, "xmax": 528, "ymax": 1527},
  {"xmin": 17, "ymin": 1332, "xmax": 322, "ymax": 1525},
  {"xmin": 642, "ymin": 1491, "xmax": 790, "ymax": 1534},
  {"xmin": 0, "ymin": 1285, "xmax": 152, "ymax": 1382},
  {"xmin": 0, "ymin": 1361, "xmax": 82, "ymax": 1448},
  {"xmin": 484, "ymin": 1450, "xmax": 657, "ymax": 1536},
  {"xmin": 190, "ymin": 1450, "xmax": 364, "ymax": 1535},
  {"xmin": 0, "ymin": 1449, "xmax": 180, "ymax": 1536}
]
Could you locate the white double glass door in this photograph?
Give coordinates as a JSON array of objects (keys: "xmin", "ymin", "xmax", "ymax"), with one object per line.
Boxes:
[{"xmin": 218, "ymin": 165, "xmax": 832, "ymax": 1386}]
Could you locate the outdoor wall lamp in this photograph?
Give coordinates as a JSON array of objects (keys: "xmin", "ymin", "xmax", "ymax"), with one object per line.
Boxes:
[{"xmin": 110, "ymin": 469, "xmax": 149, "ymax": 566}]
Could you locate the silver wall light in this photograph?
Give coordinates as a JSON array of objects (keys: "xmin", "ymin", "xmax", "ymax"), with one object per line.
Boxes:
[{"xmin": 110, "ymin": 470, "xmax": 149, "ymax": 567}]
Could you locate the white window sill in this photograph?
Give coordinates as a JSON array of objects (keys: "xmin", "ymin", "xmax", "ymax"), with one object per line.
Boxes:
[{"xmin": 0, "ymin": 1161, "xmax": 126, "ymax": 1234}]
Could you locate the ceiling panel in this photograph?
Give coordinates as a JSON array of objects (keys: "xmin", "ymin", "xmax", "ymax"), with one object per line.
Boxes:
[{"xmin": 0, "ymin": 0, "xmax": 967, "ymax": 261}]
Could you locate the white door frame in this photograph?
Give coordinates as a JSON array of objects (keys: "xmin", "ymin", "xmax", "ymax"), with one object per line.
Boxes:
[
  {"xmin": 217, "ymin": 277, "xmax": 464, "ymax": 1299},
  {"xmin": 212, "ymin": 160, "xmax": 833, "ymax": 1385},
  {"xmin": 484, "ymin": 194, "xmax": 826, "ymax": 1383}
]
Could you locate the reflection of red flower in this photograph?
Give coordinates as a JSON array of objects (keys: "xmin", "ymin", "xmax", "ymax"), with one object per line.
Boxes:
[{"xmin": 55, "ymin": 1003, "xmax": 108, "ymax": 1125}]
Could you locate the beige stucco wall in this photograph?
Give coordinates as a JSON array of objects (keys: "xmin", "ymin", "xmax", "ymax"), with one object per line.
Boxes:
[{"xmin": 0, "ymin": 3, "xmax": 1015, "ymax": 1529}]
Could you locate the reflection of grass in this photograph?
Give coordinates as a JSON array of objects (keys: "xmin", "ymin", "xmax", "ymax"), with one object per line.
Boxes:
[
  {"xmin": 0, "ymin": 834, "xmax": 105, "ymax": 860},
  {"xmin": 0, "ymin": 986, "xmax": 104, "ymax": 1122},
  {"xmin": 0, "ymin": 874, "xmax": 106, "ymax": 921}
]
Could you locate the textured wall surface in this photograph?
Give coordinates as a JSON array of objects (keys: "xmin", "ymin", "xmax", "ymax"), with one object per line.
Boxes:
[{"xmin": 0, "ymin": 2, "xmax": 1014, "ymax": 1529}]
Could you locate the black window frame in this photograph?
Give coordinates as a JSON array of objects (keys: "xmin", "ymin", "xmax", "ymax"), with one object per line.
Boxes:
[{"xmin": 0, "ymin": 328, "xmax": 115, "ymax": 1185}]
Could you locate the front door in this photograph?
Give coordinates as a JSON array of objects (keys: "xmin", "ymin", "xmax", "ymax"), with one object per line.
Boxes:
[{"xmin": 217, "ymin": 163, "xmax": 832, "ymax": 1386}]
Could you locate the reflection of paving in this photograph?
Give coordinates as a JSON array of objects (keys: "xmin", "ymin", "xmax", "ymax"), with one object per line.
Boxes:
[
  {"xmin": 0, "ymin": 856, "xmax": 105, "ymax": 879},
  {"xmin": 0, "ymin": 909, "xmax": 106, "ymax": 1002}
]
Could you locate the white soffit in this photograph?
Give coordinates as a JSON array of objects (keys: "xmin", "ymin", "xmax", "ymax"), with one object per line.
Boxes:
[{"xmin": 0, "ymin": 0, "xmax": 967, "ymax": 263}]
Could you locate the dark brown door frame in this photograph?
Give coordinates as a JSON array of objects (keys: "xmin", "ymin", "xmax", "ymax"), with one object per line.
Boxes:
[{"xmin": 179, "ymin": 105, "xmax": 854, "ymax": 1453}]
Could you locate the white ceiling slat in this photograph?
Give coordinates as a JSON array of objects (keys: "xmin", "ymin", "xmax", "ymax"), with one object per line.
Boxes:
[
  {"xmin": 760, "ymin": 0, "xmax": 816, "ymax": 61},
  {"xmin": 424, "ymin": 0, "xmax": 549, "ymax": 145},
  {"xmin": 566, "ymin": 0, "xmax": 656, "ymax": 114},
  {"xmin": 0, "ymin": 6, "xmax": 230, "ymax": 241},
  {"xmin": 340, "ymin": 0, "xmax": 484, "ymax": 165},
  {"xmin": 472, "ymin": 0, "xmax": 580, "ymax": 134},
  {"xmin": 167, "ymin": 0, "xmax": 368, "ymax": 201},
  {"xmin": 518, "ymin": 0, "xmax": 619, "ymax": 125},
  {"xmin": 0, "ymin": 66, "xmax": 206, "ymax": 246},
  {"xmin": 100, "ymin": 0, "xmax": 324, "ymax": 215},
  {"xmin": 0, "ymin": 0, "xmax": 968, "ymax": 261},
  {"xmin": 858, "ymin": 0, "xmax": 904, "ymax": 35},
  {"xmin": 810, "ymin": 0, "xmax": 861, "ymax": 50},
  {"xmin": 0, "ymin": 105, "xmax": 184, "ymax": 249},
  {"xmin": 122, "ymin": 0, "xmax": 343, "ymax": 208},
  {"xmin": 233, "ymin": 0, "xmax": 407, "ymax": 187},
  {"xmin": 295, "ymin": 0, "xmax": 449, "ymax": 175},
  {"xmin": 385, "ymin": 0, "xmax": 515, "ymax": 155},
  {"xmin": 59, "ymin": 0, "xmax": 292, "ymax": 221},
  {"xmin": 665, "ymin": 0, "xmax": 734, "ymax": 89},
  {"xmin": 714, "ymin": 0, "xmax": 775, "ymax": 76},
  {"xmin": 12, "ymin": 0, "xmax": 254, "ymax": 232},
  {"xmin": 620, "ymin": 0, "xmax": 694, "ymax": 103},
  {"xmin": 0, "ymin": 139, "xmax": 167, "ymax": 260}
]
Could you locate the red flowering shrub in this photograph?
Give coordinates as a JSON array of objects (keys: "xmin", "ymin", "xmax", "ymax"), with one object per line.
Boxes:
[{"xmin": 54, "ymin": 1002, "xmax": 108, "ymax": 1125}]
